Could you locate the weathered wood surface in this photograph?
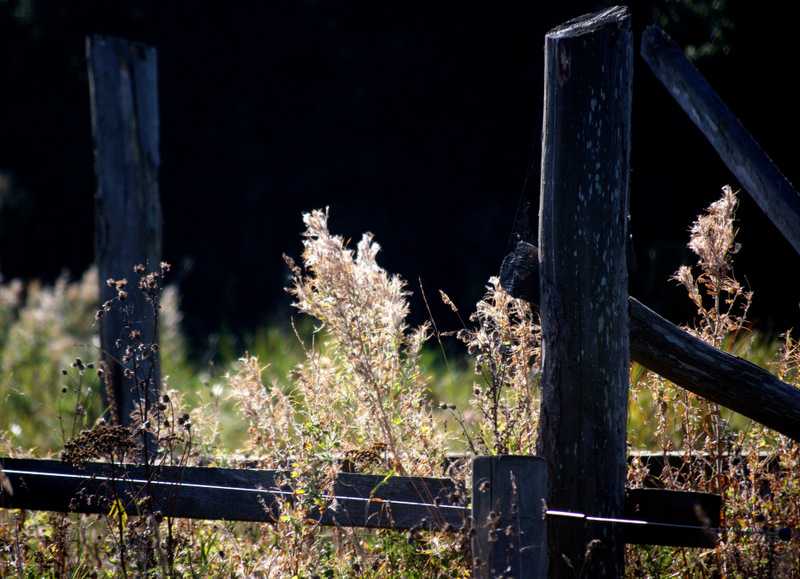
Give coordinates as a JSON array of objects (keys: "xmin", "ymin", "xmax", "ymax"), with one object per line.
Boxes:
[
  {"xmin": 501, "ymin": 241, "xmax": 800, "ymax": 441},
  {"xmin": 87, "ymin": 35, "xmax": 163, "ymax": 428},
  {"xmin": 641, "ymin": 26, "xmax": 800, "ymax": 257},
  {"xmin": 621, "ymin": 488, "xmax": 719, "ymax": 548},
  {"xmin": 537, "ymin": 6, "xmax": 632, "ymax": 577},
  {"xmin": 0, "ymin": 458, "xmax": 464, "ymax": 530},
  {"xmin": 628, "ymin": 298, "xmax": 800, "ymax": 439},
  {"xmin": 0, "ymin": 457, "xmax": 719, "ymax": 548},
  {"xmin": 471, "ymin": 456, "xmax": 546, "ymax": 579}
]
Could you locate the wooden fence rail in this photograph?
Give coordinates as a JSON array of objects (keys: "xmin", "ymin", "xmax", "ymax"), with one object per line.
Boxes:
[
  {"xmin": 0, "ymin": 457, "xmax": 461, "ymax": 530},
  {"xmin": 1, "ymin": 455, "xmax": 720, "ymax": 579},
  {"xmin": 1, "ymin": 456, "xmax": 718, "ymax": 541}
]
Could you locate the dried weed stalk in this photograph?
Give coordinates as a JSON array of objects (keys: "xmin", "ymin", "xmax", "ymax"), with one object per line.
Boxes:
[
  {"xmin": 227, "ymin": 208, "xmax": 464, "ymax": 577},
  {"xmin": 445, "ymin": 278, "xmax": 541, "ymax": 455},
  {"xmin": 279, "ymin": 207, "xmax": 447, "ymax": 477},
  {"xmin": 672, "ymin": 184, "xmax": 752, "ymax": 347},
  {"xmin": 628, "ymin": 185, "xmax": 800, "ymax": 576}
]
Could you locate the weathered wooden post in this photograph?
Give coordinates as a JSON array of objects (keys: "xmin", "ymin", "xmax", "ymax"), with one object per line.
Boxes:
[
  {"xmin": 471, "ymin": 455, "xmax": 546, "ymax": 579},
  {"xmin": 87, "ymin": 35, "xmax": 162, "ymax": 429},
  {"xmin": 536, "ymin": 7, "xmax": 632, "ymax": 577}
]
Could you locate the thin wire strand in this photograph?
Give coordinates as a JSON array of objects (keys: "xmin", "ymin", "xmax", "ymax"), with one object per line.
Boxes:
[
  {"xmin": 1, "ymin": 468, "xmax": 467, "ymax": 512},
  {"xmin": 544, "ymin": 509, "xmax": 796, "ymax": 539},
  {"xmin": 4, "ymin": 467, "xmax": 796, "ymax": 539}
]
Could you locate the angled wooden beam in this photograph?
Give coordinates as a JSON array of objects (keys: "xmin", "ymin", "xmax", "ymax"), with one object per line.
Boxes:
[
  {"xmin": 501, "ymin": 241, "xmax": 800, "ymax": 441},
  {"xmin": 641, "ymin": 26, "xmax": 800, "ymax": 257}
]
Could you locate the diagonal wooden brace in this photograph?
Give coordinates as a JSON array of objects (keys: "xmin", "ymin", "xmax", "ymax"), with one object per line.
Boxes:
[{"xmin": 501, "ymin": 241, "xmax": 800, "ymax": 441}]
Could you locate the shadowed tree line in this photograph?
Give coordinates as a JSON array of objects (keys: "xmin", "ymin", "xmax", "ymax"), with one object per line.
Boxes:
[{"xmin": 1, "ymin": 0, "xmax": 798, "ymax": 355}]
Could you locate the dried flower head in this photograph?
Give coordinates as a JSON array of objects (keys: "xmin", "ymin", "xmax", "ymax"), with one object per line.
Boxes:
[{"xmin": 671, "ymin": 185, "xmax": 752, "ymax": 345}]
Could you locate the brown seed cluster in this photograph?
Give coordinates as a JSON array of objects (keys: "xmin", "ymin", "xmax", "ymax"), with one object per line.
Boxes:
[
  {"xmin": 340, "ymin": 441, "xmax": 388, "ymax": 473},
  {"xmin": 61, "ymin": 424, "xmax": 140, "ymax": 467}
]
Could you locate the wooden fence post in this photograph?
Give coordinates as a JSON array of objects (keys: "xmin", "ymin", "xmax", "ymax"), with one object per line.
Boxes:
[
  {"xmin": 87, "ymin": 35, "xmax": 162, "ymax": 428},
  {"xmin": 536, "ymin": 7, "xmax": 632, "ymax": 577},
  {"xmin": 471, "ymin": 455, "xmax": 546, "ymax": 579}
]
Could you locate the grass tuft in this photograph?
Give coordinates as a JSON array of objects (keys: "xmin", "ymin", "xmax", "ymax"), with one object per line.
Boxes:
[{"xmin": 2, "ymin": 191, "xmax": 800, "ymax": 576}]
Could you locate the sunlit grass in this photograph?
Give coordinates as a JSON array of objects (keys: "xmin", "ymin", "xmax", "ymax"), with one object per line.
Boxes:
[
  {"xmin": 4, "ymin": 189, "xmax": 800, "ymax": 575},
  {"xmin": 627, "ymin": 330, "xmax": 780, "ymax": 450}
]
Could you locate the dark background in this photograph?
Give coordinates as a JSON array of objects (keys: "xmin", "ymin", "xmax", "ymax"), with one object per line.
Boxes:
[{"xmin": 1, "ymin": 1, "xmax": 798, "ymax": 359}]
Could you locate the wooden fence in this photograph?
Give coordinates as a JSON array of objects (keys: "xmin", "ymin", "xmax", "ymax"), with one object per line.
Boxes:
[
  {"xmin": 3, "ymin": 5, "xmax": 800, "ymax": 578},
  {"xmin": 88, "ymin": 34, "xmax": 163, "ymax": 432},
  {"xmin": 1, "ymin": 454, "xmax": 720, "ymax": 579}
]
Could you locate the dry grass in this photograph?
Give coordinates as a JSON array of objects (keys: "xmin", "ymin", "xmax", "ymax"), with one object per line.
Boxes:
[
  {"xmin": 225, "ymin": 208, "xmax": 469, "ymax": 576},
  {"xmin": 627, "ymin": 186, "xmax": 800, "ymax": 577},
  {"xmin": 2, "ymin": 189, "xmax": 800, "ymax": 576}
]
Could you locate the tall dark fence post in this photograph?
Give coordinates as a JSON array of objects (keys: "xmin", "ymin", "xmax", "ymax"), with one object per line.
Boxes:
[
  {"xmin": 87, "ymin": 35, "xmax": 162, "ymax": 428},
  {"xmin": 471, "ymin": 455, "xmax": 546, "ymax": 579},
  {"xmin": 536, "ymin": 7, "xmax": 632, "ymax": 577}
]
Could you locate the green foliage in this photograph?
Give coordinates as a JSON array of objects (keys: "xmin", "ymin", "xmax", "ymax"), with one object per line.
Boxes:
[
  {"xmin": 0, "ymin": 268, "xmax": 100, "ymax": 450},
  {"xmin": 650, "ymin": 0, "xmax": 735, "ymax": 61},
  {"xmin": 0, "ymin": 266, "xmax": 206, "ymax": 454},
  {"xmin": 3, "ymin": 194, "xmax": 800, "ymax": 576}
]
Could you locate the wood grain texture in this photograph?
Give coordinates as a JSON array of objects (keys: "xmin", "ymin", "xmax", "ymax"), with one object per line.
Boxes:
[
  {"xmin": 87, "ymin": 35, "xmax": 163, "ymax": 428},
  {"xmin": 471, "ymin": 456, "xmax": 546, "ymax": 579},
  {"xmin": 537, "ymin": 6, "xmax": 632, "ymax": 577},
  {"xmin": 499, "ymin": 243, "xmax": 800, "ymax": 440}
]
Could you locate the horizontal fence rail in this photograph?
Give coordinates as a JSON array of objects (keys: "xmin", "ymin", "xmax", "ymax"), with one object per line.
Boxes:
[
  {"xmin": 0, "ymin": 458, "xmax": 463, "ymax": 531},
  {"xmin": 1, "ymin": 456, "xmax": 719, "ymax": 548}
]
